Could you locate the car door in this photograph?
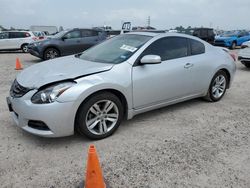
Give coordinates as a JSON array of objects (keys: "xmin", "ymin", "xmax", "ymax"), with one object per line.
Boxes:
[
  {"xmin": 60, "ymin": 30, "xmax": 82, "ymax": 55},
  {"xmin": 132, "ymin": 37, "xmax": 195, "ymax": 109},
  {"xmin": 187, "ymin": 38, "xmax": 211, "ymax": 93},
  {"xmin": 79, "ymin": 29, "xmax": 100, "ymax": 51},
  {"xmin": 0, "ymin": 32, "xmax": 10, "ymax": 50},
  {"xmin": 8, "ymin": 32, "xmax": 25, "ymax": 49}
]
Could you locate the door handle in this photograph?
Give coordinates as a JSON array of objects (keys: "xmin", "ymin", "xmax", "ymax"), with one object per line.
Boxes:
[
  {"xmin": 184, "ymin": 63, "xmax": 194, "ymax": 69},
  {"xmin": 76, "ymin": 40, "xmax": 81, "ymax": 43}
]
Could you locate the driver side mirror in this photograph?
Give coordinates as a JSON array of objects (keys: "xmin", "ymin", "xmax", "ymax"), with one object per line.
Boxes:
[
  {"xmin": 61, "ymin": 36, "xmax": 67, "ymax": 41},
  {"xmin": 140, "ymin": 55, "xmax": 161, "ymax": 64}
]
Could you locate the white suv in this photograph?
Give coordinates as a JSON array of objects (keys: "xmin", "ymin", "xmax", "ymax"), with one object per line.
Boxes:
[{"xmin": 0, "ymin": 31, "xmax": 38, "ymax": 52}]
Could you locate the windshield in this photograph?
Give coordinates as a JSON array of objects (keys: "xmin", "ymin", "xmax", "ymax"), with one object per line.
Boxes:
[
  {"xmin": 79, "ymin": 34, "xmax": 152, "ymax": 64},
  {"xmin": 33, "ymin": 31, "xmax": 45, "ymax": 37},
  {"xmin": 221, "ymin": 32, "xmax": 238, "ymax": 37},
  {"xmin": 53, "ymin": 30, "xmax": 69, "ymax": 38}
]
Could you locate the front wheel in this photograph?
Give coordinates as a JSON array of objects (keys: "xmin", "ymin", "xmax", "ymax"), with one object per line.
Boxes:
[
  {"xmin": 204, "ymin": 70, "xmax": 228, "ymax": 102},
  {"xmin": 43, "ymin": 48, "xmax": 60, "ymax": 60},
  {"xmin": 76, "ymin": 92, "xmax": 124, "ymax": 140}
]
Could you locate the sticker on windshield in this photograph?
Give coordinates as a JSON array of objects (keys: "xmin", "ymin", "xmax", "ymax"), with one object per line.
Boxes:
[{"xmin": 120, "ymin": 44, "xmax": 138, "ymax": 52}]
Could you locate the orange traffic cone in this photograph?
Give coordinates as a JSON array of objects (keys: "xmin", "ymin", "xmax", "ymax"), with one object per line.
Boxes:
[
  {"xmin": 85, "ymin": 145, "xmax": 106, "ymax": 188},
  {"xmin": 15, "ymin": 58, "xmax": 23, "ymax": 70}
]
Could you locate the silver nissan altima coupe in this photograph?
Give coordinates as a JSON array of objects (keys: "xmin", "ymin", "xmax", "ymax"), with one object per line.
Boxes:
[{"xmin": 7, "ymin": 32, "xmax": 236, "ymax": 139}]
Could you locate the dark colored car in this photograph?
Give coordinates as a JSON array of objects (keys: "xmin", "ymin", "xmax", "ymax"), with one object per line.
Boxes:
[
  {"xmin": 28, "ymin": 28, "xmax": 107, "ymax": 60},
  {"xmin": 193, "ymin": 28, "xmax": 215, "ymax": 44}
]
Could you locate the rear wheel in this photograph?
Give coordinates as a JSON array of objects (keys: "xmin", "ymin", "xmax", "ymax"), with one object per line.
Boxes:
[
  {"xmin": 43, "ymin": 48, "xmax": 60, "ymax": 60},
  {"xmin": 204, "ymin": 70, "xmax": 228, "ymax": 102},
  {"xmin": 21, "ymin": 44, "xmax": 29, "ymax": 53},
  {"xmin": 76, "ymin": 92, "xmax": 124, "ymax": 140},
  {"xmin": 230, "ymin": 42, "xmax": 236, "ymax": 49}
]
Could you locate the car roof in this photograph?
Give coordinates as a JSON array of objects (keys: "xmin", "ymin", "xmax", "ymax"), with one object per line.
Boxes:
[
  {"xmin": 126, "ymin": 31, "xmax": 199, "ymax": 39},
  {"xmin": 126, "ymin": 32, "xmax": 161, "ymax": 37},
  {"xmin": 125, "ymin": 31, "xmax": 210, "ymax": 46},
  {"xmin": 194, "ymin": 28, "xmax": 213, "ymax": 30},
  {"xmin": 5, "ymin": 31, "xmax": 31, "ymax": 33}
]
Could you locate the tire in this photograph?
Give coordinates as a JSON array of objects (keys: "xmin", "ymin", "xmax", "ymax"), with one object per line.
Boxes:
[
  {"xmin": 230, "ymin": 42, "xmax": 236, "ymax": 50},
  {"xmin": 76, "ymin": 92, "xmax": 124, "ymax": 140},
  {"xmin": 204, "ymin": 70, "xmax": 228, "ymax": 102},
  {"xmin": 21, "ymin": 44, "xmax": 29, "ymax": 53},
  {"xmin": 245, "ymin": 64, "xmax": 250, "ymax": 68},
  {"xmin": 43, "ymin": 48, "xmax": 60, "ymax": 60}
]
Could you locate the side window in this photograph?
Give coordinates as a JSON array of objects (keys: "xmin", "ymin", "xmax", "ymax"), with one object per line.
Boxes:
[
  {"xmin": 238, "ymin": 32, "xmax": 243, "ymax": 37},
  {"xmin": 243, "ymin": 32, "xmax": 249, "ymax": 36},
  {"xmin": 208, "ymin": 30, "xmax": 214, "ymax": 37},
  {"xmin": 200, "ymin": 30, "xmax": 207, "ymax": 37},
  {"xmin": 9, "ymin": 32, "xmax": 19, "ymax": 38},
  {"xmin": 81, "ymin": 30, "xmax": 98, "ymax": 37},
  {"xmin": 9, "ymin": 32, "xmax": 30, "ymax": 38},
  {"xmin": 22, "ymin": 32, "xmax": 31, "ymax": 38},
  {"xmin": 193, "ymin": 30, "xmax": 200, "ymax": 36},
  {"xmin": 0, "ymin": 32, "xmax": 9, "ymax": 39},
  {"xmin": 64, "ymin": 31, "xmax": 81, "ymax": 39},
  {"xmin": 190, "ymin": 39, "xmax": 205, "ymax": 55},
  {"xmin": 142, "ymin": 37, "xmax": 188, "ymax": 61}
]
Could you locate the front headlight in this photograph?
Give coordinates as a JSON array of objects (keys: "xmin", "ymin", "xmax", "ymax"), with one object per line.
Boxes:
[
  {"xmin": 34, "ymin": 42, "xmax": 42, "ymax": 46},
  {"xmin": 31, "ymin": 81, "xmax": 76, "ymax": 104}
]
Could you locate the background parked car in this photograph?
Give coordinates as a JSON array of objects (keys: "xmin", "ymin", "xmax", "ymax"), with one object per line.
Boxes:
[
  {"xmin": 0, "ymin": 31, "xmax": 42, "ymax": 52},
  {"xmin": 192, "ymin": 28, "xmax": 215, "ymax": 44},
  {"xmin": 241, "ymin": 40, "xmax": 250, "ymax": 48},
  {"xmin": 238, "ymin": 47, "xmax": 250, "ymax": 68},
  {"xmin": 28, "ymin": 28, "xmax": 108, "ymax": 60},
  {"xmin": 33, "ymin": 31, "xmax": 47, "ymax": 40},
  {"xmin": 214, "ymin": 31, "xmax": 250, "ymax": 49}
]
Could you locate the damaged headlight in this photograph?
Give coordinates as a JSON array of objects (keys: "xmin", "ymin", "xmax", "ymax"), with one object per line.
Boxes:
[{"xmin": 31, "ymin": 81, "xmax": 76, "ymax": 104}]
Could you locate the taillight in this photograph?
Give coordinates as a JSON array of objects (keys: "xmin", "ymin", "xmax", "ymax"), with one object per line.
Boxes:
[
  {"xmin": 32, "ymin": 37, "xmax": 38, "ymax": 41},
  {"xmin": 229, "ymin": 52, "xmax": 237, "ymax": 61}
]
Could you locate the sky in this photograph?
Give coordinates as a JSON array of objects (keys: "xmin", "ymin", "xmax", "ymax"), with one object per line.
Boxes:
[{"xmin": 1, "ymin": 0, "xmax": 250, "ymax": 30}]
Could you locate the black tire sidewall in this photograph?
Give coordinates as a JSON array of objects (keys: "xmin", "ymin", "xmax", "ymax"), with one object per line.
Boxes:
[
  {"xmin": 44, "ymin": 48, "xmax": 60, "ymax": 60},
  {"xmin": 76, "ymin": 92, "xmax": 124, "ymax": 140},
  {"xmin": 231, "ymin": 42, "xmax": 236, "ymax": 49},
  {"xmin": 208, "ymin": 71, "xmax": 228, "ymax": 102},
  {"xmin": 21, "ymin": 44, "xmax": 28, "ymax": 53},
  {"xmin": 245, "ymin": 63, "xmax": 250, "ymax": 68}
]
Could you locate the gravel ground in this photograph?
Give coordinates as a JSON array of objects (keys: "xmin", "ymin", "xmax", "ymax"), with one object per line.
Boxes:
[{"xmin": 0, "ymin": 51, "xmax": 250, "ymax": 188}]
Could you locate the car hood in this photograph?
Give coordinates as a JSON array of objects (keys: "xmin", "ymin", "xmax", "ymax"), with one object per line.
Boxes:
[
  {"xmin": 16, "ymin": 55, "xmax": 114, "ymax": 88},
  {"xmin": 215, "ymin": 36, "xmax": 235, "ymax": 41}
]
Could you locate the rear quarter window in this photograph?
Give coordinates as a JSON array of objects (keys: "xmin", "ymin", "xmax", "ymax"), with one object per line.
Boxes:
[{"xmin": 190, "ymin": 39, "xmax": 205, "ymax": 55}]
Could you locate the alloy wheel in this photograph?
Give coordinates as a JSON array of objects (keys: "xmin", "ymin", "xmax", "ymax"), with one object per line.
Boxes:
[
  {"xmin": 46, "ymin": 50, "xmax": 59, "ymax": 59},
  {"xmin": 22, "ymin": 45, "xmax": 28, "ymax": 53},
  {"xmin": 85, "ymin": 100, "xmax": 119, "ymax": 135},
  {"xmin": 211, "ymin": 75, "xmax": 226, "ymax": 99}
]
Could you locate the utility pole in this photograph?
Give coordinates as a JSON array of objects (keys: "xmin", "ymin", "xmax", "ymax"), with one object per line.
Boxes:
[{"xmin": 147, "ymin": 16, "xmax": 151, "ymax": 27}]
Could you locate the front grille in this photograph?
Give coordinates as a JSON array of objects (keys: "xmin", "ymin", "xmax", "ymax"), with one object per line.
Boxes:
[{"xmin": 10, "ymin": 79, "xmax": 31, "ymax": 98}]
